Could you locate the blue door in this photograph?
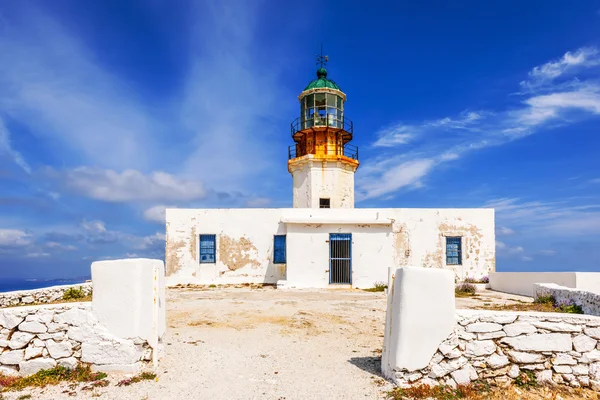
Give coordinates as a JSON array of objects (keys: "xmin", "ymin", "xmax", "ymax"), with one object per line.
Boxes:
[{"xmin": 329, "ymin": 233, "xmax": 352, "ymax": 284}]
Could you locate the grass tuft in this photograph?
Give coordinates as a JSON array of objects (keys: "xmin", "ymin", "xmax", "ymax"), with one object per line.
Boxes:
[
  {"xmin": 63, "ymin": 286, "xmax": 87, "ymax": 301},
  {"xmin": 455, "ymin": 282, "xmax": 477, "ymax": 297},
  {"xmin": 363, "ymin": 281, "xmax": 388, "ymax": 292},
  {"xmin": 116, "ymin": 372, "xmax": 157, "ymax": 387},
  {"xmin": 0, "ymin": 365, "xmax": 107, "ymax": 392}
]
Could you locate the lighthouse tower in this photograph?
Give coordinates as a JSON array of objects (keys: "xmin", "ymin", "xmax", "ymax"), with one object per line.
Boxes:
[{"xmin": 288, "ymin": 56, "xmax": 359, "ymax": 208}]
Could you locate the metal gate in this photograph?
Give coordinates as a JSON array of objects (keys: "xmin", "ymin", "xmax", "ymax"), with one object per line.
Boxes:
[{"xmin": 329, "ymin": 233, "xmax": 352, "ymax": 284}]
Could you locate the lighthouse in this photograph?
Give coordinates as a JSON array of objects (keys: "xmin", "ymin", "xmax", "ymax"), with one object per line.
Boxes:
[{"xmin": 287, "ymin": 55, "xmax": 359, "ymax": 209}]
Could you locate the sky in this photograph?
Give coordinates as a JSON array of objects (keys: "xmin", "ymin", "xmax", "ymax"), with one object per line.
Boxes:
[{"xmin": 0, "ymin": 0, "xmax": 599, "ymax": 280}]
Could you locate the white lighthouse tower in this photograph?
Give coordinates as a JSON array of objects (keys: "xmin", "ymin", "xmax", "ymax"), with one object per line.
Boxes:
[{"xmin": 287, "ymin": 54, "xmax": 359, "ymax": 208}]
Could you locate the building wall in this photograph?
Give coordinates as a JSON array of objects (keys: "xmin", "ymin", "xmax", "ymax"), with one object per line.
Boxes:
[
  {"xmin": 290, "ymin": 157, "xmax": 356, "ymax": 208},
  {"xmin": 165, "ymin": 208, "xmax": 495, "ymax": 288}
]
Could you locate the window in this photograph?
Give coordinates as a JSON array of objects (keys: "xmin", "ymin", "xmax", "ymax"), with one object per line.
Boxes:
[
  {"xmin": 319, "ymin": 198, "xmax": 330, "ymax": 208},
  {"xmin": 273, "ymin": 235, "xmax": 286, "ymax": 264},
  {"xmin": 199, "ymin": 234, "xmax": 216, "ymax": 263},
  {"xmin": 446, "ymin": 237, "xmax": 462, "ymax": 265}
]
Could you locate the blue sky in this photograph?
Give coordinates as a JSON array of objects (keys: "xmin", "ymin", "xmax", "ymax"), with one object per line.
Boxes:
[{"xmin": 1, "ymin": 0, "xmax": 599, "ymax": 280}]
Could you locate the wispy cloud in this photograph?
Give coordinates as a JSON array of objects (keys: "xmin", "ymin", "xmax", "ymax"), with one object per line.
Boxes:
[
  {"xmin": 0, "ymin": 229, "xmax": 32, "ymax": 247},
  {"xmin": 358, "ymin": 47, "xmax": 600, "ymax": 200},
  {"xmin": 47, "ymin": 167, "xmax": 207, "ymax": 203},
  {"xmin": 0, "ymin": 118, "xmax": 30, "ymax": 173},
  {"xmin": 496, "ymin": 226, "xmax": 515, "ymax": 236}
]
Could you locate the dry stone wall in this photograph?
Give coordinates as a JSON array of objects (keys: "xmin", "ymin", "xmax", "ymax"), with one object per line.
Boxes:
[
  {"xmin": 389, "ymin": 310, "xmax": 600, "ymax": 390},
  {"xmin": 534, "ymin": 283, "xmax": 600, "ymax": 317},
  {"xmin": 0, "ymin": 303, "xmax": 152, "ymax": 377},
  {"xmin": 0, "ymin": 283, "xmax": 92, "ymax": 308}
]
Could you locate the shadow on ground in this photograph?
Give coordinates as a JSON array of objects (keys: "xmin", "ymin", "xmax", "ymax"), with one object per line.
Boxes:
[{"xmin": 348, "ymin": 356, "xmax": 385, "ymax": 378}]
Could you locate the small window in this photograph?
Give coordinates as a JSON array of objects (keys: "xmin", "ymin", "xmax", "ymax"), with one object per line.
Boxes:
[
  {"xmin": 199, "ymin": 234, "xmax": 216, "ymax": 263},
  {"xmin": 273, "ymin": 235, "xmax": 286, "ymax": 264},
  {"xmin": 320, "ymin": 198, "xmax": 330, "ymax": 208},
  {"xmin": 446, "ymin": 237, "xmax": 462, "ymax": 265}
]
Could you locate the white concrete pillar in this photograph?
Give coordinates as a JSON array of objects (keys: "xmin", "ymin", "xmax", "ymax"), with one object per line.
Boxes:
[{"xmin": 382, "ymin": 267, "xmax": 456, "ymax": 378}]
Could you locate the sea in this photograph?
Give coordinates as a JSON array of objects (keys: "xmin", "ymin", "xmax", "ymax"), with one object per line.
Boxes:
[{"xmin": 0, "ymin": 276, "xmax": 91, "ymax": 293}]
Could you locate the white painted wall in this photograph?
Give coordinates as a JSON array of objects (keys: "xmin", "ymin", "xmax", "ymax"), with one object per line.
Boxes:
[
  {"xmin": 382, "ymin": 267, "xmax": 456, "ymax": 377},
  {"xmin": 91, "ymin": 258, "xmax": 166, "ymax": 359},
  {"xmin": 166, "ymin": 208, "xmax": 495, "ymax": 288},
  {"xmin": 289, "ymin": 156, "xmax": 356, "ymax": 208},
  {"xmin": 489, "ymin": 272, "xmax": 600, "ymax": 297}
]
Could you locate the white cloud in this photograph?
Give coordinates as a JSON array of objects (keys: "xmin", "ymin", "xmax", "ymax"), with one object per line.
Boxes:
[
  {"xmin": 520, "ymin": 47, "xmax": 600, "ymax": 90},
  {"xmin": 81, "ymin": 220, "xmax": 107, "ymax": 234},
  {"xmin": 372, "ymin": 125, "xmax": 415, "ymax": 147},
  {"xmin": 521, "ymin": 256, "xmax": 534, "ymax": 262},
  {"xmin": 45, "ymin": 242, "xmax": 76, "ymax": 251},
  {"xmin": 129, "ymin": 232, "xmax": 166, "ymax": 250},
  {"xmin": 143, "ymin": 205, "xmax": 171, "ymax": 224},
  {"xmin": 0, "ymin": 118, "xmax": 31, "ymax": 173},
  {"xmin": 0, "ymin": 229, "xmax": 33, "ymax": 247},
  {"xmin": 357, "ymin": 158, "xmax": 435, "ymax": 200},
  {"xmin": 539, "ymin": 249, "xmax": 557, "ymax": 256},
  {"xmin": 25, "ymin": 252, "xmax": 50, "ymax": 258},
  {"xmin": 497, "ymin": 226, "xmax": 515, "ymax": 236},
  {"xmin": 51, "ymin": 167, "xmax": 207, "ymax": 203}
]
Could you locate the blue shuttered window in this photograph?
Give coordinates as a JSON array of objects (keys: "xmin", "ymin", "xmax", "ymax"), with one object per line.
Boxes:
[
  {"xmin": 446, "ymin": 237, "xmax": 462, "ymax": 265},
  {"xmin": 199, "ymin": 234, "xmax": 216, "ymax": 263},
  {"xmin": 273, "ymin": 235, "xmax": 286, "ymax": 264}
]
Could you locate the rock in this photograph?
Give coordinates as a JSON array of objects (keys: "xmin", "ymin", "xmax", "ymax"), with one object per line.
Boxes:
[
  {"xmin": 508, "ymin": 364, "xmax": 520, "ymax": 378},
  {"xmin": 431, "ymin": 352, "xmax": 444, "ymax": 364},
  {"xmin": 507, "ymin": 351, "xmax": 544, "ymax": 363},
  {"xmin": 589, "ymin": 362, "xmax": 600, "ymax": 380},
  {"xmin": 584, "ymin": 327, "xmax": 600, "ymax": 340},
  {"xmin": 457, "ymin": 330, "xmax": 475, "ymax": 341},
  {"xmin": 451, "ymin": 364, "xmax": 478, "ymax": 385},
  {"xmin": 47, "ymin": 322, "xmax": 68, "ymax": 333},
  {"xmin": 0, "ymin": 311, "xmax": 25, "ymax": 330},
  {"xmin": 503, "ymin": 322, "xmax": 537, "ymax": 337},
  {"xmin": 573, "ymin": 335, "xmax": 597, "ymax": 353},
  {"xmin": 466, "ymin": 322, "xmax": 503, "ymax": 333},
  {"xmin": 0, "ymin": 339, "xmax": 9, "ymax": 348},
  {"xmin": 24, "ymin": 345, "xmax": 44, "ymax": 360},
  {"xmin": 501, "ymin": 333, "xmax": 572, "ymax": 352},
  {"xmin": 439, "ymin": 343, "xmax": 457, "ymax": 356},
  {"xmin": 478, "ymin": 331, "xmax": 506, "ymax": 340},
  {"xmin": 480, "ymin": 314, "xmax": 517, "ymax": 324},
  {"xmin": 82, "ymin": 339, "xmax": 143, "ymax": 365},
  {"xmin": 592, "ymin": 380, "xmax": 600, "ymax": 391},
  {"xmin": 18, "ymin": 320, "xmax": 48, "ymax": 334},
  {"xmin": 54, "ymin": 307, "xmax": 93, "ymax": 326},
  {"xmin": 25, "ymin": 310, "xmax": 54, "ymax": 325},
  {"xmin": 429, "ymin": 357, "xmax": 468, "ymax": 378},
  {"xmin": 579, "ymin": 376, "xmax": 590, "ymax": 387},
  {"xmin": 465, "ymin": 340, "xmax": 496, "ymax": 357},
  {"xmin": 487, "ymin": 354, "xmax": 509, "ymax": 369},
  {"xmin": 580, "ymin": 350, "xmax": 600, "ymax": 363},
  {"xmin": 46, "ymin": 340, "xmax": 73, "ymax": 359},
  {"xmin": 553, "ymin": 365, "xmax": 572, "ymax": 374},
  {"xmin": 553, "ymin": 354, "xmax": 577, "ymax": 365},
  {"xmin": 522, "ymin": 363, "xmax": 545, "ymax": 370},
  {"xmin": 0, "ymin": 349, "xmax": 25, "ymax": 365},
  {"xmin": 57, "ymin": 357, "xmax": 78, "ymax": 369},
  {"xmin": 9, "ymin": 331, "xmax": 35, "ymax": 349},
  {"xmin": 536, "ymin": 369, "xmax": 553, "ymax": 383},
  {"xmin": 563, "ymin": 373, "xmax": 575, "ymax": 382},
  {"xmin": 32, "ymin": 339, "xmax": 45, "ymax": 348},
  {"xmin": 406, "ymin": 372, "xmax": 422, "ymax": 382},
  {"xmin": 21, "ymin": 296, "xmax": 34, "ymax": 304},
  {"xmin": 572, "ymin": 364, "xmax": 589, "ymax": 375},
  {"xmin": 419, "ymin": 377, "xmax": 438, "ymax": 387},
  {"xmin": 19, "ymin": 358, "xmax": 56, "ymax": 376},
  {"xmin": 0, "ymin": 365, "xmax": 19, "ymax": 376},
  {"xmin": 531, "ymin": 321, "xmax": 582, "ymax": 333}
]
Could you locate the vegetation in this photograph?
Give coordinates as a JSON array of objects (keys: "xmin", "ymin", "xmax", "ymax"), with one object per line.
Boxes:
[
  {"xmin": 480, "ymin": 295, "xmax": 584, "ymax": 314},
  {"xmin": 514, "ymin": 370, "xmax": 537, "ymax": 389},
  {"xmin": 388, "ymin": 381, "xmax": 490, "ymax": 400},
  {"xmin": 116, "ymin": 372, "xmax": 157, "ymax": 387},
  {"xmin": 535, "ymin": 294, "xmax": 584, "ymax": 314},
  {"xmin": 455, "ymin": 282, "xmax": 477, "ymax": 297},
  {"xmin": 463, "ymin": 276, "xmax": 489, "ymax": 284},
  {"xmin": 363, "ymin": 281, "xmax": 388, "ymax": 292},
  {"xmin": 62, "ymin": 286, "xmax": 88, "ymax": 301},
  {"xmin": 0, "ymin": 365, "xmax": 107, "ymax": 392}
]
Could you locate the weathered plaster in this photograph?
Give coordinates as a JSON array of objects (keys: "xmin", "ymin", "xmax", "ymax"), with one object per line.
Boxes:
[{"xmin": 218, "ymin": 235, "xmax": 261, "ymax": 271}]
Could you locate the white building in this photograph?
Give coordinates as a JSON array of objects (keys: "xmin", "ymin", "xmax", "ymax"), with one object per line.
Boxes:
[{"xmin": 165, "ymin": 61, "xmax": 495, "ymax": 289}]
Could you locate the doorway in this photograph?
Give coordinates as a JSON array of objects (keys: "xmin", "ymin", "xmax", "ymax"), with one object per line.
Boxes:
[{"xmin": 329, "ymin": 233, "xmax": 352, "ymax": 284}]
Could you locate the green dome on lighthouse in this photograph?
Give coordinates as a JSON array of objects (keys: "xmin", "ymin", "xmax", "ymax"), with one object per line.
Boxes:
[{"xmin": 303, "ymin": 67, "xmax": 342, "ymax": 91}]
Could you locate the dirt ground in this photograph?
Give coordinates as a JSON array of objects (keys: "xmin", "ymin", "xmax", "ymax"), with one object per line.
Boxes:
[{"xmin": 0, "ymin": 287, "xmax": 554, "ymax": 400}]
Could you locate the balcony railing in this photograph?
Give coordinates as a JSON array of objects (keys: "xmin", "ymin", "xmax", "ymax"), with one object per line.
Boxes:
[
  {"xmin": 288, "ymin": 143, "xmax": 358, "ymax": 161},
  {"xmin": 290, "ymin": 115, "xmax": 353, "ymax": 136}
]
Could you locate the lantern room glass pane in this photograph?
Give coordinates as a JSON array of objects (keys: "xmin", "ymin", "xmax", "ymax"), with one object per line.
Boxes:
[
  {"xmin": 326, "ymin": 93, "xmax": 337, "ymax": 107},
  {"xmin": 337, "ymin": 96, "xmax": 343, "ymax": 109},
  {"xmin": 315, "ymin": 93, "xmax": 326, "ymax": 108},
  {"xmin": 306, "ymin": 94, "xmax": 314, "ymax": 108}
]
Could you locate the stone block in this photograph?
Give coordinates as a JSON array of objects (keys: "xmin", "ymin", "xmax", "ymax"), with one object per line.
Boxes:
[
  {"xmin": 58, "ymin": 357, "xmax": 78, "ymax": 369},
  {"xmin": 24, "ymin": 345, "xmax": 43, "ymax": 360},
  {"xmin": 584, "ymin": 327, "xmax": 600, "ymax": 340},
  {"xmin": 0, "ymin": 365, "xmax": 19, "ymax": 376},
  {"xmin": 18, "ymin": 320, "xmax": 48, "ymax": 334},
  {"xmin": 508, "ymin": 364, "xmax": 520, "ymax": 378},
  {"xmin": 507, "ymin": 351, "xmax": 544, "ymax": 363},
  {"xmin": 531, "ymin": 321, "xmax": 582, "ymax": 333},
  {"xmin": 466, "ymin": 322, "xmax": 503, "ymax": 333},
  {"xmin": 581, "ymin": 349, "xmax": 600, "ymax": 363},
  {"xmin": 0, "ymin": 311, "xmax": 25, "ymax": 330},
  {"xmin": 46, "ymin": 339, "xmax": 73, "ymax": 359},
  {"xmin": 477, "ymin": 331, "xmax": 506, "ymax": 340},
  {"xmin": 19, "ymin": 358, "xmax": 57, "ymax": 376},
  {"xmin": 451, "ymin": 364, "xmax": 478, "ymax": 385},
  {"xmin": 479, "ymin": 314, "xmax": 517, "ymax": 324},
  {"xmin": 9, "ymin": 332, "xmax": 35, "ymax": 350},
  {"xmin": 572, "ymin": 364, "xmax": 589, "ymax": 375},
  {"xmin": 0, "ymin": 349, "xmax": 25, "ymax": 365},
  {"xmin": 553, "ymin": 365, "xmax": 573, "ymax": 374},
  {"xmin": 573, "ymin": 335, "xmax": 597, "ymax": 353},
  {"xmin": 536, "ymin": 369, "xmax": 553, "ymax": 383},
  {"xmin": 82, "ymin": 340, "xmax": 143, "ymax": 365},
  {"xmin": 465, "ymin": 340, "xmax": 496, "ymax": 357},
  {"xmin": 503, "ymin": 322, "xmax": 537, "ymax": 337},
  {"xmin": 553, "ymin": 354, "xmax": 577, "ymax": 365},
  {"xmin": 501, "ymin": 333, "xmax": 572, "ymax": 352},
  {"xmin": 487, "ymin": 354, "xmax": 509, "ymax": 369}
]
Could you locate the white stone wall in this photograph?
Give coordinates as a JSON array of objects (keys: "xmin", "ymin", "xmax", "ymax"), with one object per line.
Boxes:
[
  {"xmin": 0, "ymin": 303, "xmax": 152, "ymax": 377},
  {"xmin": 289, "ymin": 157, "xmax": 356, "ymax": 208},
  {"xmin": 489, "ymin": 272, "xmax": 600, "ymax": 297},
  {"xmin": 388, "ymin": 310, "xmax": 600, "ymax": 390},
  {"xmin": 534, "ymin": 283, "xmax": 600, "ymax": 317},
  {"xmin": 0, "ymin": 283, "xmax": 92, "ymax": 308},
  {"xmin": 165, "ymin": 208, "xmax": 495, "ymax": 288}
]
